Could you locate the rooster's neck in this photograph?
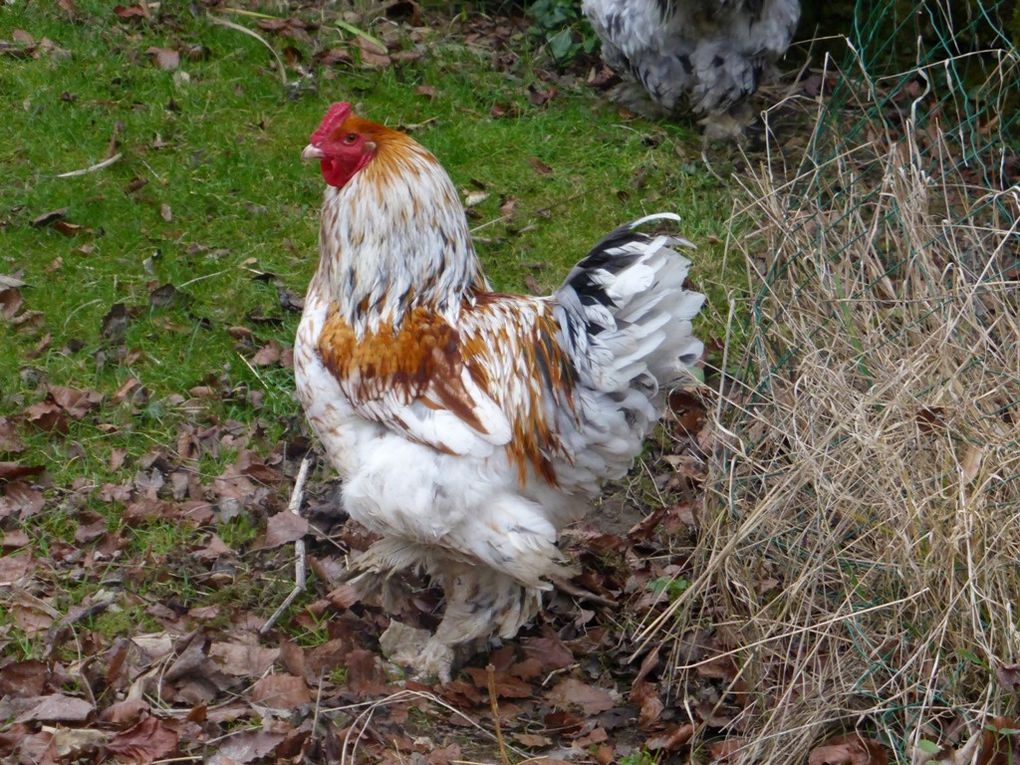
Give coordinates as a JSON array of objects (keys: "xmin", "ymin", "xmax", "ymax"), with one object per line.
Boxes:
[{"xmin": 312, "ymin": 141, "xmax": 487, "ymax": 336}]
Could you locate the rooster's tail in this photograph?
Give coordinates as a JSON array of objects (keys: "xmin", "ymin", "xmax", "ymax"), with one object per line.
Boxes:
[{"xmin": 552, "ymin": 213, "xmax": 705, "ymax": 491}]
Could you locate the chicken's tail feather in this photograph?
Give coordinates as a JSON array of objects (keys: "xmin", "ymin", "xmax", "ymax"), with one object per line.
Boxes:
[{"xmin": 552, "ymin": 214, "xmax": 705, "ymax": 491}]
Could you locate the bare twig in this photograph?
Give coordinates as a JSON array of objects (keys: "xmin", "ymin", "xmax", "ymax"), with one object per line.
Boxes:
[
  {"xmin": 260, "ymin": 455, "xmax": 312, "ymax": 634},
  {"xmin": 486, "ymin": 664, "xmax": 511, "ymax": 765},
  {"xmin": 55, "ymin": 152, "xmax": 123, "ymax": 178}
]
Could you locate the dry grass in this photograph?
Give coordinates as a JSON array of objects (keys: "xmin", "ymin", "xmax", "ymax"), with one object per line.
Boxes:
[{"xmin": 643, "ymin": 48, "xmax": 1020, "ymax": 762}]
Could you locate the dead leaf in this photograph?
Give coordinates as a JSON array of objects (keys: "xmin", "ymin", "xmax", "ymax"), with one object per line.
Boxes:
[
  {"xmin": 0, "ymin": 287, "xmax": 24, "ymax": 319},
  {"xmin": 30, "ymin": 208, "xmax": 68, "ymax": 228},
  {"xmin": 0, "ymin": 480, "xmax": 45, "ymax": 519},
  {"xmin": 113, "ymin": 4, "xmax": 148, "ymax": 20},
  {"xmin": 23, "ymin": 401, "xmax": 67, "ymax": 433},
  {"xmin": 49, "ymin": 385, "xmax": 102, "ymax": 418},
  {"xmin": 208, "ymin": 642, "xmax": 279, "ymax": 677},
  {"xmin": 101, "ymin": 303, "xmax": 130, "ymax": 344},
  {"xmin": 415, "ymin": 84, "xmax": 437, "ymax": 99},
  {"xmin": 547, "ymin": 678, "xmax": 616, "ymax": 715},
  {"xmin": 995, "ymin": 663, "xmax": 1020, "ymax": 692},
  {"xmin": 356, "ymin": 36, "xmax": 390, "ymax": 68},
  {"xmin": 99, "ymin": 699, "xmax": 151, "ymax": 727},
  {"xmin": 961, "ymin": 444, "xmax": 983, "ymax": 485},
  {"xmin": 529, "ymin": 157, "xmax": 553, "ymax": 175},
  {"xmin": 464, "ymin": 190, "xmax": 489, "ymax": 207},
  {"xmin": 464, "ymin": 667, "xmax": 533, "ymax": 698},
  {"xmin": 0, "ymin": 462, "xmax": 43, "ymax": 482},
  {"xmin": 527, "ymin": 84, "xmax": 557, "ymax": 106},
  {"xmin": 315, "ymin": 47, "xmax": 353, "ymax": 66},
  {"xmin": 3, "ymin": 529, "xmax": 30, "ymax": 548},
  {"xmin": 646, "ymin": 723, "xmax": 695, "ymax": 751},
  {"xmin": 51, "ymin": 220, "xmax": 87, "ymax": 238},
  {"xmin": 707, "ymin": 737, "xmax": 747, "ymax": 762},
  {"xmin": 16, "ymin": 694, "xmax": 93, "ymax": 723},
  {"xmin": 260, "ymin": 512, "xmax": 309, "ymax": 549},
  {"xmin": 249, "ymin": 674, "xmax": 310, "ymax": 708},
  {"xmin": 208, "ymin": 730, "xmax": 284, "ymax": 764},
  {"xmin": 346, "ymin": 650, "xmax": 386, "ymax": 694},
  {"xmin": 0, "ymin": 660, "xmax": 51, "ymax": 697},
  {"xmin": 513, "ymin": 732, "xmax": 553, "ymax": 747},
  {"xmin": 106, "ymin": 716, "xmax": 179, "ymax": 761},
  {"xmin": 521, "ymin": 635, "xmax": 573, "ymax": 671},
  {"xmin": 808, "ymin": 734, "xmax": 889, "ymax": 765},
  {"xmin": 251, "ymin": 341, "xmax": 282, "ymax": 366},
  {"xmin": 160, "ymin": 203, "xmax": 172, "ymax": 222},
  {"xmin": 147, "ymin": 46, "xmax": 179, "ymax": 70},
  {"xmin": 976, "ymin": 717, "xmax": 1020, "ymax": 765},
  {"xmin": 0, "ymin": 553, "xmax": 34, "ymax": 584}
]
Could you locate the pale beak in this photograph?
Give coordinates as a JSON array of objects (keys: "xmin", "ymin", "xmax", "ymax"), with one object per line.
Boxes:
[{"xmin": 301, "ymin": 144, "xmax": 326, "ymax": 161}]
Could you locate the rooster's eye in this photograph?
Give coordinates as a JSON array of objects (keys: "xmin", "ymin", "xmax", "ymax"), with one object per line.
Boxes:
[{"xmin": 342, "ymin": 133, "xmax": 358, "ymax": 145}]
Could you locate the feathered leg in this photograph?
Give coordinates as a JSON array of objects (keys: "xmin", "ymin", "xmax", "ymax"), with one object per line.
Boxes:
[{"xmin": 415, "ymin": 563, "xmax": 545, "ymax": 683}]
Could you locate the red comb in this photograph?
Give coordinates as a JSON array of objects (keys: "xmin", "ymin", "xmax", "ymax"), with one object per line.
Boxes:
[{"xmin": 310, "ymin": 102, "xmax": 352, "ymax": 144}]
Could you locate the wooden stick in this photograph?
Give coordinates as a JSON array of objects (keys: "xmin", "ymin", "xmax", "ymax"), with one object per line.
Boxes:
[
  {"xmin": 260, "ymin": 455, "xmax": 312, "ymax": 634},
  {"xmin": 486, "ymin": 664, "xmax": 510, "ymax": 765}
]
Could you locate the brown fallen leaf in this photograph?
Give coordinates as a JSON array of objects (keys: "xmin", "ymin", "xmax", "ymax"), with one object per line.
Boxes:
[
  {"xmin": 208, "ymin": 642, "xmax": 279, "ymax": 677},
  {"xmin": 315, "ymin": 47, "xmax": 353, "ymax": 66},
  {"xmin": 101, "ymin": 302, "xmax": 130, "ymax": 344},
  {"xmin": 356, "ymin": 36, "xmax": 390, "ymax": 68},
  {"xmin": 646, "ymin": 723, "xmax": 695, "ymax": 752},
  {"xmin": 15, "ymin": 693, "xmax": 93, "ymax": 723},
  {"xmin": 30, "ymin": 208, "xmax": 68, "ymax": 228},
  {"xmin": 346, "ymin": 649, "xmax": 387, "ymax": 694},
  {"xmin": 106, "ymin": 716, "xmax": 179, "ymax": 761},
  {"xmin": 521, "ymin": 635, "xmax": 573, "ymax": 672},
  {"xmin": 527, "ymin": 84, "xmax": 557, "ymax": 106},
  {"xmin": 0, "ymin": 660, "xmax": 51, "ymax": 697},
  {"xmin": 529, "ymin": 156, "xmax": 553, "ymax": 176},
  {"xmin": 259, "ymin": 511, "xmax": 309, "ymax": 550},
  {"xmin": 99, "ymin": 698, "xmax": 151, "ymax": 727},
  {"xmin": 513, "ymin": 732, "xmax": 553, "ymax": 748},
  {"xmin": 0, "ymin": 553, "xmax": 34, "ymax": 585},
  {"xmin": 208, "ymin": 730, "xmax": 285, "ymax": 763},
  {"xmin": 2, "ymin": 529, "xmax": 30, "ymax": 548},
  {"xmin": 251, "ymin": 340, "xmax": 282, "ymax": 366},
  {"xmin": 147, "ymin": 46, "xmax": 179, "ymax": 70},
  {"xmin": 976, "ymin": 717, "xmax": 1020, "ymax": 765},
  {"xmin": 0, "ymin": 462, "xmax": 43, "ymax": 482},
  {"xmin": 995, "ymin": 663, "xmax": 1020, "ymax": 693},
  {"xmin": 49, "ymin": 385, "xmax": 102, "ymax": 418},
  {"xmin": 248, "ymin": 674, "xmax": 311, "ymax": 708},
  {"xmin": 0, "ymin": 480, "xmax": 45, "ymax": 519},
  {"xmin": 464, "ymin": 667, "xmax": 533, "ymax": 698},
  {"xmin": 808, "ymin": 733, "xmax": 889, "ymax": 765},
  {"xmin": 113, "ymin": 3, "xmax": 148, "ymax": 20},
  {"xmin": 546, "ymin": 678, "xmax": 616, "ymax": 715},
  {"xmin": 0, "ymin": 286, "xmax": 24, "ymax": 320}
]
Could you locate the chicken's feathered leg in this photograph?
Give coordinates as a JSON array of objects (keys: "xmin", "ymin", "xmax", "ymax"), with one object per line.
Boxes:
[{"xmin": 417, "ymin": 563, "xmax": 545, "ymax": 683}]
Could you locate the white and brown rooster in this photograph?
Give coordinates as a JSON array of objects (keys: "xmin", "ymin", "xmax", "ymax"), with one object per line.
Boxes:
[{"xmin": 295, "ymin": 103, "xmax": 704, "ymax": 681}]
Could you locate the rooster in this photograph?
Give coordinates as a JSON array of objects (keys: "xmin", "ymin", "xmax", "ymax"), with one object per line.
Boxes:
[
  {"xmin": 581, "ymin": 0, "xmax": 801, "ymax": 137},
  {"xmin": 295, "ymin": 102, "xmax": 704, "ymax": 681}
]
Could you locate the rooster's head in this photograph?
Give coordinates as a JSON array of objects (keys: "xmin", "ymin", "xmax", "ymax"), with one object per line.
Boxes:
[{"xmin": 302, "ymin": 102, "xmax": 384, "ymax": 189}]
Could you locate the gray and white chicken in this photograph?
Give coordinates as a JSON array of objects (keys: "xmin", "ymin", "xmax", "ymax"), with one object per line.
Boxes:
[{"xmin": 582, "ymin": 0, "xmax": 801, "ymax": 137}]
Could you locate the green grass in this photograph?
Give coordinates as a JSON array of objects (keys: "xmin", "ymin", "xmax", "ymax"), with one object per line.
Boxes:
[{"xmin": 0, "ymin": 1, "xmax": 736, "ymax": 655}]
